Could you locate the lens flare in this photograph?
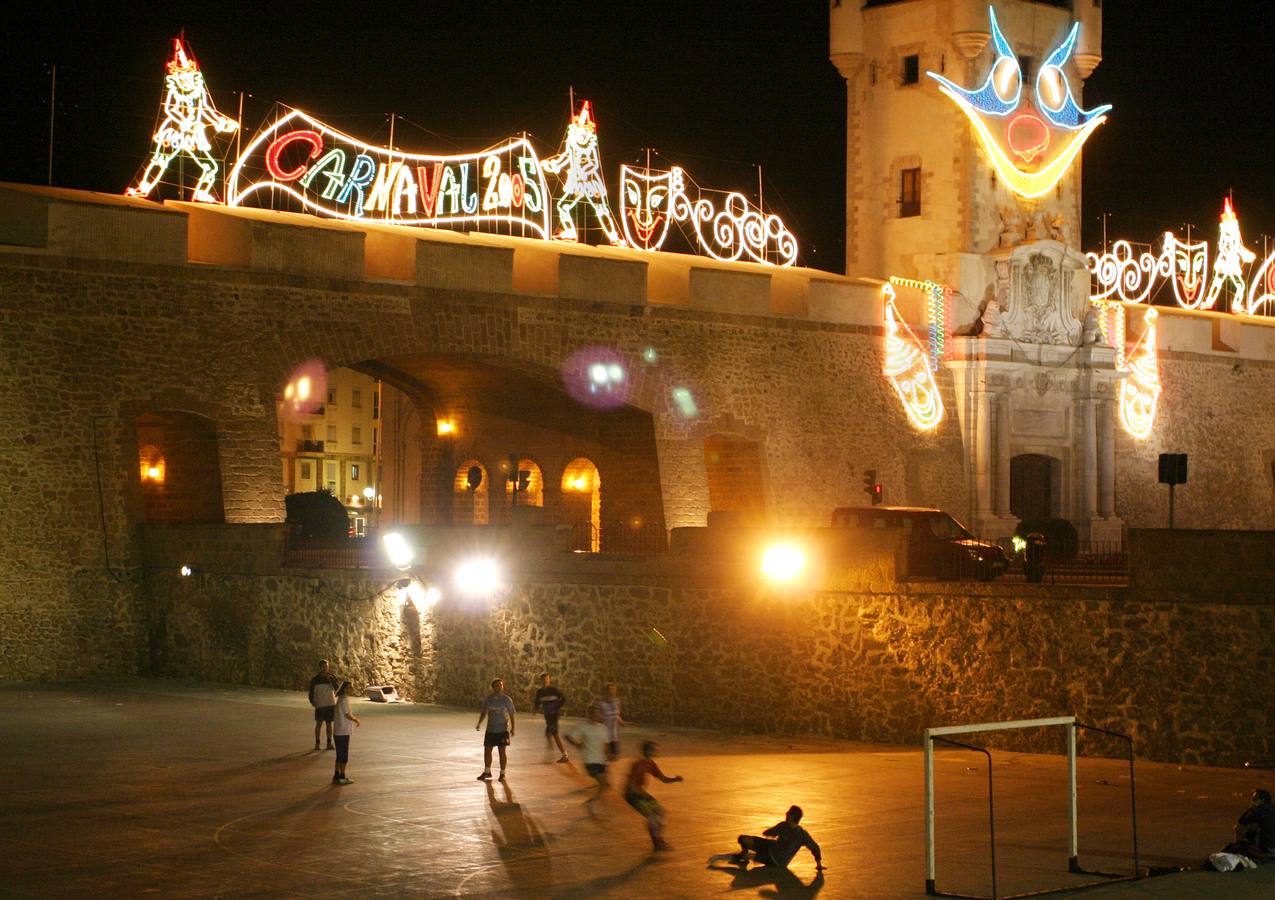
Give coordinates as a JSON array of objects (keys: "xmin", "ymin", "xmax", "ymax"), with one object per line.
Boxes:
[
  {"xmin": 282, "ymin": 358, "xmax": 328, "ymax": 416},
  {"xmin": 562, "ymin": 346, "xmax": 631, "ymax": 409}
]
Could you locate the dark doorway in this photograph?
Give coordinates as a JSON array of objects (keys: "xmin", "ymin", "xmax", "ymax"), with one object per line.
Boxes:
[{"xmin": 1010, "ymin": 453, "xmax": 1057, "ymax": 521}]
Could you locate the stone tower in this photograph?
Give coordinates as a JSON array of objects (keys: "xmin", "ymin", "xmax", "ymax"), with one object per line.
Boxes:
[
  {"xmin": 829, "ymin": 0, "xmax": 1102, "ymax": 281},
  {"xmin": 831, "ymin": 1, "xmax": 1123, "ymax": 543}
]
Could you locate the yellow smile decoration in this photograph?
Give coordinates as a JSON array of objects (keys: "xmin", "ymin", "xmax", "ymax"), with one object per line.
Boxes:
[{"xmin": 938, "ymin": 83, "xmax": 1106, "ymax": 200}]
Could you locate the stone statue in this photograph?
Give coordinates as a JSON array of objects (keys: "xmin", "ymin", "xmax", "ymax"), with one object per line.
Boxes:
[
  {"xmin": 998, "ymin": 205, "xmax": 1024, "ymax": 248},
  {"xmin": 1081, "ymin": 304, "xmax": 1104, "ymax": 345},
  {"xmin": 1047, "ymin": 212, "xmax": 1070, "ymax": 244},
  {"xmin": 979, "ymin": 286, "xmax": 1008, "ymax": 338}
]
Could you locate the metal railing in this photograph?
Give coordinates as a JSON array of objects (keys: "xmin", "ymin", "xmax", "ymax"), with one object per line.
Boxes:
[
  {"xmin": 282, "ymin": 532, "xmax": 378, "ymax": 569},
  {"xmin": 568, "ymin": 522, "xmax": 669, "ymax": 555},
  {"xmin": 905, "ymin": 540, "xmax": 1127, "ymax": 585}
]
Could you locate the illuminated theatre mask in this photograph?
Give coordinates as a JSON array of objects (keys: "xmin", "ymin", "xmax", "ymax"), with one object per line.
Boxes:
[{"xmin": 928, "ymin": 7, "xmax": 1110, "ymax": 200}]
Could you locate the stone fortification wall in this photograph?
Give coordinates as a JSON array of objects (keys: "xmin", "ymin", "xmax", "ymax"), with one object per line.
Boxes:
[
  {"xmin": 0, "ymin": 190, "xmax": 964, "ymax": 682},
  {"xmin": 139, "ymin": 531, "xmax": 1271, "ymax": 767},
  {"xmin": 1115, "ymin": 351, "xmax": 1275, "ymax": 530}
]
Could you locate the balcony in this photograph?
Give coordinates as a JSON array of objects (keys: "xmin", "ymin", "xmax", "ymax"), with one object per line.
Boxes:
[{"xmin": 296, "ymin": 440, "xmax": 325, "ymax": 453}]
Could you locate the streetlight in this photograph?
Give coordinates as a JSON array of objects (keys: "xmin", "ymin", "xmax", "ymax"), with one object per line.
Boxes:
[
  {"xmin": 382, "ymin": 531, "xmax": 415, "ymax": 570},
  {"xmin": 760, "ymin": 543, "xmax": 806, "ymax": 583},
  {"xmin": 454, "ymin": 556, "xmax": 501, "ymax": 597}
]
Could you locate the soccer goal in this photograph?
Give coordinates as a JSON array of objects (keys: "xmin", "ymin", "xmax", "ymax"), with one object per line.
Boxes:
[{"xmin": 923, "ymin": 715, "xmax": 1140, "ymax": 899}]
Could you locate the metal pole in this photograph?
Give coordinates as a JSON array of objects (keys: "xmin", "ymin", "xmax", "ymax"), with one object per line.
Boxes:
[
  {"xmin": 1168, "ymin": 483, "xmax": 1175, "ymax": 529},
  {"xmin": 1068, "ymin": 724, "xmax": 1079, "ymax": 870},
  {"xmin": 924, "ymin": 732, "xmax": 936, "ymax": 894},
  {"xmin": 47, "ymin": 65, "xmax": 56, "ymax": 185}
]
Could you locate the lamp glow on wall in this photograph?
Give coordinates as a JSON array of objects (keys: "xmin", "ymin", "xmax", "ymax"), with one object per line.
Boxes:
[
  {"xmin": 882, "ymin": 284, "xmax": 944, "ymax": 430},
  {"xmin": 139, "ymin": 447, "xmax": 166, "ymax": 484}
]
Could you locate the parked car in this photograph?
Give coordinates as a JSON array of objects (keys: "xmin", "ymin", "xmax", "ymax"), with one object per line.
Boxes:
[{"xmin": 830, "ymin": 506, "xmax": 1010, "ymax": 581}]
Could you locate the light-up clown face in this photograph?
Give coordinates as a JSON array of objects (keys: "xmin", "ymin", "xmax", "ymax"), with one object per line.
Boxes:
[
  {"xmin": 928, "ymin": 7, "xmax": 1110, "ymax": 200},
  {"xmin": 619, "ymin": 166, "xmax": 682, "ymax": 250}
]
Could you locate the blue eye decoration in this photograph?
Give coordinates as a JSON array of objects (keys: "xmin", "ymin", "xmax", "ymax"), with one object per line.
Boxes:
[
  {"xmin": 927, "ymin": 7, "xmax": 1020, "ymax": 117},
  {"xmin": 1035, "ymin": 22, "xmax": 1112, "ymax": 131}
]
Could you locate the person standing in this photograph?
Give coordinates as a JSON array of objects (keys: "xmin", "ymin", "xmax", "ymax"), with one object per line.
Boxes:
[
  {"xmin": 476, "ymin": 677, "xmax": 516, "ymax": 781},
  {"xmin": 308, "ymin": 659, "xmax": 339, "ymax": 751},
  {"xmin": 597, "ymin": 682, "xmax": 626, "ymax": 760},
  {"xmin": 332, "ymin": 681, "xmax": 359, "ymax": 785},
  {"xmin": 533, "ymin": 673, "xmax": 569, "ymax": 763},
  {"xmin": 565, "ymin": 707, "xmax": 610, "ymax": 813},
  {"xmin": 624, "ymin": 740, "xmax": 683, "ymax": 851}
]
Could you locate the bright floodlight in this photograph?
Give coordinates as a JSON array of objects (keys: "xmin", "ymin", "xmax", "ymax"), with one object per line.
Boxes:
[
  {"xmin": 363, "ymin": 486, "xmax": 376, "ymax": 500},
  {"xmin": 382, "ymin": 532, "xmax": 415, "ymax": 570},
  {"xmin": 179, "ymin": 565, "xmax": 193, "ymax": 577},
  {"xmin": 761, "ymin": 543, "xmax": 806, "ymax": 583},
  {"xmin": 454, "ymin": 557, "xmax": 500, "ymax": 596}
]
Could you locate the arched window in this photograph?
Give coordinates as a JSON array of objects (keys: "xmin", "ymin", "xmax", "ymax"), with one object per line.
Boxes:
[
  {"xmin": 507, "ymin": 458, "xmax": 544, "ymax": 507},
  {"xmin": 135, "ymin": 412, "xmax": 225, "ymax": 523},
  {"xmin": 453, "ymin": 460, "xmax": 489, "ymax": 525},
  {"xmin": 561, "ymin": 458, "xmax": 601, "ymax": 551}
]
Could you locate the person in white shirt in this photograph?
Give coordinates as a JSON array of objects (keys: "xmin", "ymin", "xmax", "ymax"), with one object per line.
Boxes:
[
  {"xmin": 475, "ymin": 678, "xmax": 516, "ymax": 781},
  {"xmin": 332, "ymin": 681, "xmax": 360, "ymax": 785},
  {"xmin": 566, "ymin": 706, "xmax": 611, "ymax": 812},
  {"xmin": 596, "ymin": 682, "xmax": 626, "ymax": 760}
]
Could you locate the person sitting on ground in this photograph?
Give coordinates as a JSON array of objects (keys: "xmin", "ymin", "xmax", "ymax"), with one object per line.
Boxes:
[
  {"xmin": 710, "ymin": 805, "xmax": 825, "ymax": 871},
  {"xmin": 1234, "ymin": 789, "xmax": 1275, "ymax": 861},
  {"xmin": 308, "ymin": 659, "xmax": 339, "ymax": 751}
]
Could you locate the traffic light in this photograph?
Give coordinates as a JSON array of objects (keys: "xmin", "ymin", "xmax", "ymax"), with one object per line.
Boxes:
[{"xmin": 863, "ymin": 470, "xmax": 883, "ymax": 505}]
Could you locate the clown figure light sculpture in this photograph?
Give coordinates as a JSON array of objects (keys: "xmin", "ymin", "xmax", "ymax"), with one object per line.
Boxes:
[
  {"xmin": 542, "ymin": 101, "xmax": 624, "ymax": 245},
  {"xmin": 128, "ymin": 36, "xmax": 238, "ymax": 202}
]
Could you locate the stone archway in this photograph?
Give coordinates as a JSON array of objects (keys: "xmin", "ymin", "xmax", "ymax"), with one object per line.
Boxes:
[{"xmin": 135, "ymin": 411, "xmax": 225, "ymax": 523}]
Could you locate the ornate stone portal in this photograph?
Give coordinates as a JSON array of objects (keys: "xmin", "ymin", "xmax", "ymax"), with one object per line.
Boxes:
[{"xmin": 946, "ymin": 240, "xmax": 1125, "ymax": 543}]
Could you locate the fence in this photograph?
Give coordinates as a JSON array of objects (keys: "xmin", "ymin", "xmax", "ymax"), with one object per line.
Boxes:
[
  {"xmin": 282, "ymin": 531, "xmax": 381, "ymax": 569},
  {"xmin": 909, "ymin": 540, "xmax": 1127, "ymax": 585},
  {"xmin": 568, "ymin": 522, "xmax": 669, "ymax": 555}
]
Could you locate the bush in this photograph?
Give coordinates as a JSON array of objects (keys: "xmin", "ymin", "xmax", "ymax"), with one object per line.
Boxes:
[
  {"xmin": 1014, "ymin": 518, "xmax": 1078, "ymax": 562},
  {"xmin": 285, "ymin": 491, "xmax": 350, "ymax": 540}
]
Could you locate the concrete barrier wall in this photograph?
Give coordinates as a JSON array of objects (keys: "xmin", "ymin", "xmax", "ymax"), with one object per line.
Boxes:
[
  {"xmin": 137, "ymin": 526, "xmax": 1272, "ymax": 767},
  {"xmin": 1128, "ymin": 528, "xmax": 1275, "ymax": 604}
]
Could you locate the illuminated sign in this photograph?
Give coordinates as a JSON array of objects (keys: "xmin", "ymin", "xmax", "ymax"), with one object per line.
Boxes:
[
  {"xmin": 1088, "ymin": 197, "xmax": 1272, "ymax": 315},
  {"xmin": 928, "ymin": 7, "xmax": 1109, "ymax": 199},
  {"xmin": 227, "ymin": 109, "xmax": 551, "ymax": 237},
  {"xmin": 619, "ymin": 165, "xmax": 799, "ymax": 266},
  {"xmin": 127, "ymin": 37, "xmax": 805, "ymax": 266},
  {"xmin": 882, "ymin": 284, "xmax": 944, "ymax": 430},
  {"xmin": 127, "ymin": 36, "xmax": 238, "ymax": 202},
  {"xmin": 1119, "ymin": 308, "xmax": 1161, "ymax": 440},
  {"xmin": 543, "ymin": 101, "xmax": 623, "ymax": 245}
]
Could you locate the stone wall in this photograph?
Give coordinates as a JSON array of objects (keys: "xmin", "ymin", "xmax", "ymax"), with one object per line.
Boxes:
[{"xmin": 137, "ymin": 526, "xmax": 1271, "ymax": 767}]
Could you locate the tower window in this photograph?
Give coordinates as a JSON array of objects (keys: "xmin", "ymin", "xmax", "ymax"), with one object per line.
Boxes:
[
  {"xmin": 901, "ymin": 54, "xmax": 920, "ymax": 85},
  {"xmin": 899, "ymin": 167, "xmax": 922, "ymax": 217}
]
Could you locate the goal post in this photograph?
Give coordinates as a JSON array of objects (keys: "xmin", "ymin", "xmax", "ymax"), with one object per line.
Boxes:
[{"xmin": 923, "ymin": 715, "xmax": 1139, "ymax": 899}]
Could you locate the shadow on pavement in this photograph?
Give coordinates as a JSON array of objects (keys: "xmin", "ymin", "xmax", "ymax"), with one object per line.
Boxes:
[{"xmin": 709, "ymin": 862, "xmax": 825, "ymax": 898}]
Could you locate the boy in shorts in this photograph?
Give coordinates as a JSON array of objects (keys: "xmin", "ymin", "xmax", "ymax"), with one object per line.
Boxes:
[
  {"xmin": 475, "ymin": 677, "xmax": 516, "ymax": 781},
  {"xmin": 565, "ymin": 706, "xmax": 610, "ymax": 812},
  {"xmin": 308, "ymin": 659, "xmax": 339, "ymax": 750},
  {"xmin": 624, "ymin": 740, "xmax": 683, "ymax": 850},
  {"xmin": 533, "ymin": 672, "xmax": 569, "ymax": 763},
  {"xmin": 597, "ymin": 682, "xmax": 625, "ymax": 760},
  {"xmin": 331, "ymin": 681, "xmax": 360, "ymax": 785}
]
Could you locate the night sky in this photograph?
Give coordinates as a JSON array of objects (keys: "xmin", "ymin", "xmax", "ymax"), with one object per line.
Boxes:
[{"xmin": 3, "ymin": 1, "xmax": 1273, "ymax": 274}]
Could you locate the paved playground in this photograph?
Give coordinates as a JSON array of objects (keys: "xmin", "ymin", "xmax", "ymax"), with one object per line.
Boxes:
[{"xmin": 2, "ymin": 680, "xmax": 1271, "ymax": 898}]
